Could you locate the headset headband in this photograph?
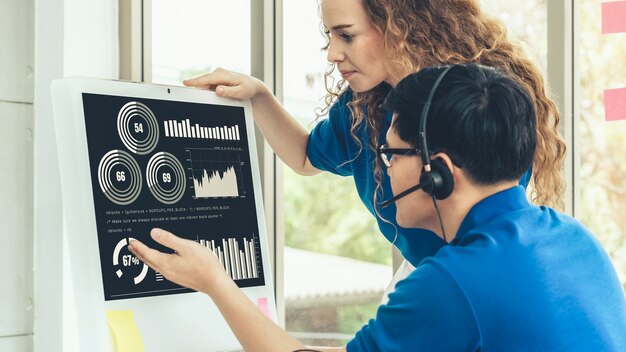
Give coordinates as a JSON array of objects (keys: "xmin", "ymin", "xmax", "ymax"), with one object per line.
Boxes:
[{"xmin": 419, "ymin": 65, "xmax": 454, "ymax": 171}]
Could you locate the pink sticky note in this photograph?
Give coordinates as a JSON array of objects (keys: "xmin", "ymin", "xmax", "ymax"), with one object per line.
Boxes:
[
  {"xmin": 602, "ymin": 1, "xmax": 626, "ymax": 34},
  {"xmin": 257, "ymin": 297, "xmax": 272, "ymax": 319},
  {"xmin": 604, "ymin": 88, "xmax": 626, "ymax": 121}
]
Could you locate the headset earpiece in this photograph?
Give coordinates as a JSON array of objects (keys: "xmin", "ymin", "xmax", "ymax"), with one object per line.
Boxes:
[{"xmin": 419, "ymin": 158, "xmax": 454, "ymax": 200}]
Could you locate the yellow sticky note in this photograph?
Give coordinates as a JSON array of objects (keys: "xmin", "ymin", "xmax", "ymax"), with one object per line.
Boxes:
[{"xmin": 106, "ymin": 310, "xmax": 145, "ymax": 352}]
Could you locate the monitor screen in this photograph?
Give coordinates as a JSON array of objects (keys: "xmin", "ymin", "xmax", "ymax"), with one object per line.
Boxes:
[{"xmin": 81, "ymin": 93, "xmax": 265, "ymax": 301}]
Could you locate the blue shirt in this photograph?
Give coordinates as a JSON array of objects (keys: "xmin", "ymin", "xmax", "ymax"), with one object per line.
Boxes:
[
  {"xmin": 307, "ymin": 91, "xmax": 532, "ymax": 265},
  {"xmin": 347, "ymin": 186, "xmax": 626, "ymax": 351}
]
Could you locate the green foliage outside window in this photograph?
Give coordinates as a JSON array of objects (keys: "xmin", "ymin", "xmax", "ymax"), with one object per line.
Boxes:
[{"xmin": 284, "ymin": 166, "xmax": 392, "ymax": 266}]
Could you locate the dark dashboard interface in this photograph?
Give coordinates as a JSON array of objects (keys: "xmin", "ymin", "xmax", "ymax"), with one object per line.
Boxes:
[{"xmin": 82, "ymin": 93, "xmax": 265, "ymax": 301}]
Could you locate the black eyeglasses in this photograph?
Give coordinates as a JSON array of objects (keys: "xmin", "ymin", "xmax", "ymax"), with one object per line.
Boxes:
[{"xmin": 377, "ymin": 144, "xmax": 420, "ymax": 168}]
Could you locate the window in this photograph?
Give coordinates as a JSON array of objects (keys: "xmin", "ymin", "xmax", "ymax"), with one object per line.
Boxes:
[
  {"xmin": 578, "ymin": 0, "xmax": 626, "ymax": 288},
  {"xmin": 151, "ymin": 0, "xmax": 251, "ymax": 85},
  {"xmin": 481, "ymin": 0, "xmax": 547, "ymax": 74}
]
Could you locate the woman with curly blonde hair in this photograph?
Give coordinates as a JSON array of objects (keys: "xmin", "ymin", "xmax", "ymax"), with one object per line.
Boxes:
[{"xmin": 184, "ymin": 0, "xmax": 566, "ymax": 268}]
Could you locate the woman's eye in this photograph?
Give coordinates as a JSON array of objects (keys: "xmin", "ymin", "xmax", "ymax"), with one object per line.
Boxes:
[{"xmin": 340, "ymin": 33, "xmax": 353, "ymax": 41}]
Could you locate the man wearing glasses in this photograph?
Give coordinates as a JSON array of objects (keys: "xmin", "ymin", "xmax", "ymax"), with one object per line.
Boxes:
[{"xmin": 129, "ymin": 64, "xmax": 626, "ymax": 351}]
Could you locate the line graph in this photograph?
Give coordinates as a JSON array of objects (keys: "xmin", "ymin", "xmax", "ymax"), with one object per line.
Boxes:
[{"xmin": 186, "ymin": 148, "xmax": 246, "ymax": 199}]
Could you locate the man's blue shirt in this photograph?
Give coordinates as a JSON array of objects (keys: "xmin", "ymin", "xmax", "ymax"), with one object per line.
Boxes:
[
  {"xmin": 307, "ymin": 91, "xmax": 532, "ymax": 265},
  {"xmin": 346, "ymin": 186, "xmax": 626, "ymax": 351}
]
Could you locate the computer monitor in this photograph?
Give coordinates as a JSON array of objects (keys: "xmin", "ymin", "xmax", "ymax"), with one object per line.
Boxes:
[{"xmin": 51, "ymin": 78, "xmax": 276, "ymax": 351}]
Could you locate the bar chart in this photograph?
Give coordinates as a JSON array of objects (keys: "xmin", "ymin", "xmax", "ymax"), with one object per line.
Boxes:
[
  {"xmin": 198, "ymin": 236, "xmax": 260, "ymax": 280},
  {"xmin": 164, "ymin": 119, "xmax": 240, "ymax": 141}
]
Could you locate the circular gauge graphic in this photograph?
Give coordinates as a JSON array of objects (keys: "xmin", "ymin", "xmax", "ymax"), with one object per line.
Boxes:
[
  {"xmin": 112, "ymin": 238, "xmax": 149, "ymax": 285},
  {"xmin": 117, "ymin": 101, "xmax": 159, "ymax": 155},
  {"xmin": 146, "ymin": 152, "xmax": 186, "ymax": 204},
  {"xmin": 97, "ymin": 149, "xmax": 142, "ymax": 205}
]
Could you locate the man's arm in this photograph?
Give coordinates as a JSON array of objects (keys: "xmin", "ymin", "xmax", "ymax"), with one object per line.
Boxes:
[
  {"xmin": 129, "ymin": 229, "xmax": 346, "ymax": 352},
  {"xmin": 210, "ymin": 274, "xmax": 347, "ymax": 352}
]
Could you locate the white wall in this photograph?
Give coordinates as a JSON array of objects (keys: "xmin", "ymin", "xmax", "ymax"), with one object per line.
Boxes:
[
  {"xmin": 0, "ymin": 0, "xmax": 117, "ymax": 350},
  {"xmin": 0, "ymin": 0, "xmax": 35, "ymax": 350},
  {"xmin": 33, "ymin": 0, "xmax": 118, "ymax": 350}
]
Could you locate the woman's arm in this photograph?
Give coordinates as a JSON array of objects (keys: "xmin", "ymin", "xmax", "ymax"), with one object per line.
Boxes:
[{"xmin": 184, "ymin": 68, "xmax": 321, "ymax": 176}]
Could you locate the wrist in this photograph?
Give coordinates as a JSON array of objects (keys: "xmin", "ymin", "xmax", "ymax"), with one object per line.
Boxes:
[
  {"xmin": 201, "ymin": 266, "xmax": 233, "ymax": 297},
  {"xmin": 251, "ymin": 79, "xmax": 273, "ymax": 103}
]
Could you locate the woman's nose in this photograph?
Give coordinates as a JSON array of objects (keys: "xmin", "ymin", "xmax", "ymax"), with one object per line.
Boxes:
[{"xmin": 326, "ymin": 38, "xmax": 345, "ymax": 63}]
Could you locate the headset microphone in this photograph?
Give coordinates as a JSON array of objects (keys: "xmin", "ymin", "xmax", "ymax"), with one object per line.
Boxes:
[{"xmin": 379, "ymin": 181, "xmax": 428, "ymax": 209}]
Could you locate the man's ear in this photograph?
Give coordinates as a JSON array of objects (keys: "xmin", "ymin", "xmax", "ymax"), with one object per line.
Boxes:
[
  {"xmin": 432, "ymin": 153, "xmax": 455, "ymax": 176},
  {"xmin": 426, "ymin": 153, "xmax": 455, "ymax": 200},
  {"xmin": 433, "ymin": 152, "xmax": 470, "ymax": 194}
]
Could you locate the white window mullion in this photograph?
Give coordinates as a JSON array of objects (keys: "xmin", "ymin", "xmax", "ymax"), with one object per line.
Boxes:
[
  {"xmin": 142, "ymin": 0, "xmax": 152, "ymax": 83},
  {"xmin": 119, "ymin": 0, "xmax": 144, "ymax": 82},
  {"xmin": 251, "ymin": 0, "xmax": 286, "ymax": 328},
  {"xmin": 546, "ymin": 0, "xmax": 577, "ymax": 216}
]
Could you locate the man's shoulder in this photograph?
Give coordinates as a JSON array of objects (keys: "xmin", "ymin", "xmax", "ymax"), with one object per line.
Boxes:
[
  {"xmin": 457, "ymin": 205, "xmax": 590, "ymax": 246},
  {"xmin": 401, "ymin": 257, "xmax": 464, "ymax": 294}
]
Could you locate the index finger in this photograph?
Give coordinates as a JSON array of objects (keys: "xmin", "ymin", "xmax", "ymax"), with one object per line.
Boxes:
[
  {"xmin": 127, "ymin": 239, "xmax": 169, "ymax": 272},
  {"xmin": 150, "ymin": 228, "xmax": 190, "ymax": 253},
  {"xmin": 183, "ymin": 70, "xmax": 230, "ymax": 88}
]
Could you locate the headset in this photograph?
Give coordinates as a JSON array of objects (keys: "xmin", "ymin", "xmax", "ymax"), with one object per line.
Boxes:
[
  {"xmin": 416, "ymin": 65, "xmax": 455, "ymax": 200},
  {"xmin": 378, "ymin": 65, "xmax": 456, "ymax": 240},
  {"xmin": 379, "ymin": 66, "xmax": 455, "ymax": 206}
]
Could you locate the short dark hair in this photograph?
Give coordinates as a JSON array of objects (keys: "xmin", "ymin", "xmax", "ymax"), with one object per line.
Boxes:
[{"xmin": 386, "ymin": 63, "xmax": 536, "ymax": 185}]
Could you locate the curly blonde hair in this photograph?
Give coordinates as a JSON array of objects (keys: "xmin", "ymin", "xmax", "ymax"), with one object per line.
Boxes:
[{"xmin": 319, "ymin": 0, "xmax": 566, "ymax": 209}]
